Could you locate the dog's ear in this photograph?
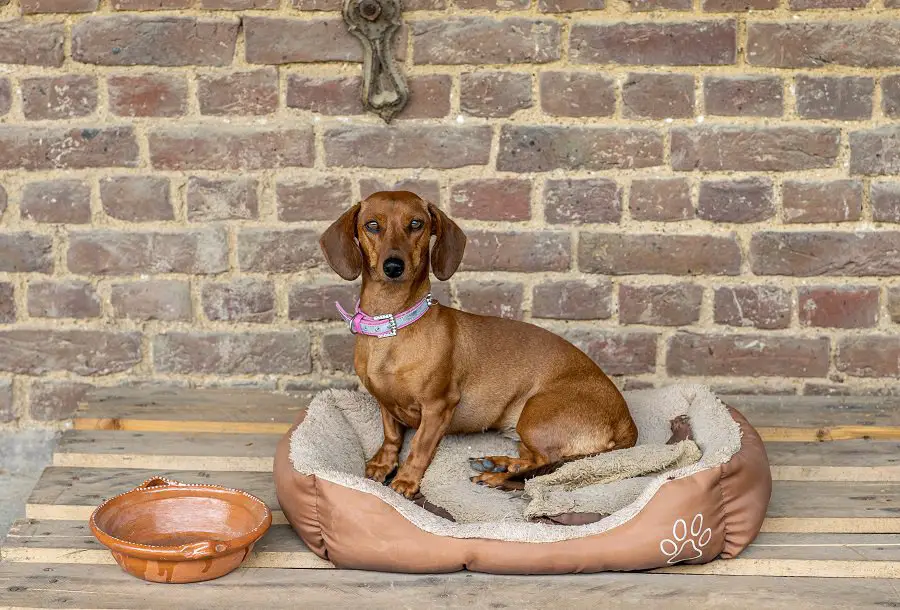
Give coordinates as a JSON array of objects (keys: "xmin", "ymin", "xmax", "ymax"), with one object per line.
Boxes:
[
  {"xmin": 428, "ymin": 203, "xmax": 466, "ymax": 281},
  {"xmin": 319, "ymin": 202, "xmax": 362, "ymax": 280}
]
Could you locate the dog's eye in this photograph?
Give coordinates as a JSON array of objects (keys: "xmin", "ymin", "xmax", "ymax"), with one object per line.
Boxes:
[
  {"xmin": 409, "ymin": 219, "xmax": 423, "ymax": 231},
  {"xmin": 365, "ymin": 221, "xmax": 379, "ymax": 233}
]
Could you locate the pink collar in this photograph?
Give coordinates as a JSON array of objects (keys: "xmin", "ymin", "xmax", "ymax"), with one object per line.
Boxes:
[{"xmin": 336, "ymin": 293, "xmax": 437, "ymax": 338}]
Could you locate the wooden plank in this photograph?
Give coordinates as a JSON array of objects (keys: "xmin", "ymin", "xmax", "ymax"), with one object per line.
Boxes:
[
  {"xmin": 3, "ymin": 563, "xmax": 900, "ymax": 609},
  {"xmin": 24, "ymin": 467, "xmax": 900, "ymax": 534},
  {"xmin": 75, "ymin": 387, "xmax": 309, "ymax": 435},
  {"xmin": 52, "ymin": 430, "xmax": 900, "ymax": 482},
  {"xmin": 9, "ymin": 521, "xmax": 900, "ymax": 578},
  {"xmin": 74, "ymin": 390, "xmax": 900, "ymax": 440},
  {"xmin": 1, "ymin": 520, "xmax": 332, "ymax": 569}
]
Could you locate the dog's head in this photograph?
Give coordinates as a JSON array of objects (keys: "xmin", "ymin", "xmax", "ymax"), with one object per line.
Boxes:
[{"xmin": 319, "ymin": 191, "xmax": 466, "ymax": 283}]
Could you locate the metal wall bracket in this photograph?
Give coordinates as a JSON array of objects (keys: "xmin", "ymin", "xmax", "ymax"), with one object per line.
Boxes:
[{"xmin": 343, "ymin": 0, "xmax": 409, "ymax": 123}]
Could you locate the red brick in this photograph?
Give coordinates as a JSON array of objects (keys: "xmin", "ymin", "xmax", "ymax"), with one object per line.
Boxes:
[
  {"xmin": 286, "ymin": 75, "xmax": 363, "ymax": 115},
  {"xmin": 461, "ymin": 231, "xmax": 570, "ymax": 272},
  {"xmin": 73, "ymin": 17, "xmax": 238, "ymax": 67},
  {"xmin": 108, "ymin": 74, "xmax": 187, "ymax": 118},
  {"xmin": 276, "ymin": 178, "xmax": 350, "ymax": 223},
  {"xmin": 782, "ymin": 180, "xmax": 862, "ymax": 224},
  {"xmin": 0, "ymin": 234, "xmax": 53, "ymax": 273},
  {"xmin": 154, "ymin": 332, "xmax": 311, "ymax": 375},
  {"xmin": 456, "ymin": 281, "xmax": 524, "ymax": 320},
  {"xmin": 796, "ymin": 76, "xmax": 873, "ymax": 120},
  {"xmin": 540, "ymin": 0, "xmax": 604, "ymax": 11},
  {"xmin": 112, "ymin": 0, "xmax": 192, "ymax": 8},
  {"xmin": 532, "ymin": 280, "xmax": 612, "ymax": 320},
  {"xmin": 460, "ymin": 71, "xmax": 532, "ymax": 118},
  {"xmin": 799, "ymin": 286, "xmax": 879, "ymax": 329},
  {"xmin": 703, "ymin": 75, "xmax": 783, "ymax": 117},
  {"xmin": 187, "ymin": 177, "xmax": 259, "ymax": 222},
  {"xmin": 714, "ymin": 286, "xmax": 791, "ymax": 330},
  {"xmin": 0, "ymin": 126, "xmax": 138, "ymax": 171},
  {"xmin": 628, "ymin": 0, "xmax": 690, "ymax": 9},
  {"xmin": 703, "ymin": 0, "xmax": 775, "ymax": 10},
  {"xmin": 751, "ymin": 232, "xmax": 900, "ymax": 276},
  {"xmin": 68, "ymin": 229, "xmax": 228, "ymax": 275},
  {"xmin": 619, "ymin": 284, "xmax": 702, "ymax": 326},
  {"xmin": 111, "ymin": 280, "xmax": 192, "ymax": 322},
  {"xmin": 22, "ymin": 75, "xmax": 97, "ymax": 120},
  {"xmin": 579, "ymin": 234, "xmax": 741, "ymax": 276},
  {"xmin": 630, "ymin": 178, "xmax": 693, "ymax": 222},
  {"xmin": 28, "ymin": 281, "xmax": 101, "ymax": 319},
  {"xmin": 790, "ymin": 0, "xmax": 865, "ymax": 7},
  {"xmin": 198, "ymin": 69, "xmax": 278, "ymax": 116},
  {"xmin": 747, "ymin": 22, "xmax": 900, "ymax": 68},
  {"xmin": 562, "ymin": 330, "xmax": 657, "ymax": 375},
  {"xmin": 101, "ymin": 176, "xmax": 173, "ymax": 222},
  {"xmin": 837, "ymin": 336, "xmax": 900, "ymax": 378},
  {"xmin": 289, "ymin": 282, "xmax": 360, "ymax": 321},
  {"xmin": 697, "ymin": 177, "xmax": 774, "ymax": 223},
  {"xmin": 498, "ymin": 126, "xmax": 663, "ymax": 172},
  {"xmin": 22, "ymin": 0, "xmax": 98, "ymax": 11},
  {"xmin": 623, "ymin": 73, "xmax": 695, "ymax": 119},
  {"xmin": 202, "ymin": 0, "xmax": 278, "ymax": 7},
  {"xmin": 359, "ymin": 179, "xmax": 441, "ymax": 206},
  {"xmin": 401, "ymin": 75, "xmax": 452, "ymax": 120},
  {"xmin": 413, "ymin": 18, "xmax": 560, "ymax": 65},
  {"xmin": 571, "ymin": 21, "xmax": 736, "ymax": 66},
  {"xmin": 202, "ymin": 279, "xmax": 275, "ymax": 324},
  {"xmin": 0, "ymin": 283, "xmax": 15, "ymax": 324},
  {"xmin": 889, "ymin": 286, "xmax": 900, "ymax": 322},
  {"xmin": 872, "ymin": 181, "xmax": 900, "ymax": 223},
  {"xmin": 246, "ymin": 17, "xmax": 405, "ymax": 64},
  {"xmin": 0, "ymin": 20, "xmax": 65, "ymax": 67},
  {"xmin": 884, "ymin": 75, "xmax": 900, "ymax": 119},
  {"xmin": 671, "ymin": 127, "xmax": 840, "ymax": 171},
  {"xmin": 21, "ymin": 180, "xmax": 91, "ymax": 225},
  {"xmin": 238, "ymin": 228, "xmax": 322, "ymax": 273},
  {"xmin": 540, "ymin": 72, "xmax": 615, "ymax": 118},
  {"xmin": 149, "ymin": 126, "xmax": 314, "ymax": 170},
  {"xmin": 29, "ymin": 381, "xmax": 92, "ymax": 421},
  {"xmin": 850, "ymin": 127, "xmax": 900, "ymax": 176},
  {"xmin": 0, "ymin": 78, "xmax": 10, "ymax": 116},
  {"xmin": 0, "ymin": 330, "xmax": 141, "ymax": 375},
  {"xmin": 321, "ymin": 332, "xmax": 354, "ymax": 374},
  {"xmin": 543, "ymin": 179, "xmax": 621, "ymax": 224},
  {"xmin": 668, "ymin": 334, "xmax": 830, "ymax": 377},
  {"xmin": 450, "ymin": 179, "xmax": 531, "ymax": 221},
  {"xmin": 325, "ymin": 125, "xmax": 491, "ymax": 169},
  {"xmin": 0, "ymin": 379, "xmax": 12, "ymax": 423}
]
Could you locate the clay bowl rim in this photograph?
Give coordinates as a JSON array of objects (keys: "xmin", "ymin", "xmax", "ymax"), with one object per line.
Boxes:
[{"xmin": 89, "ymin": 476, "xmax": 273, "ymax": 563}]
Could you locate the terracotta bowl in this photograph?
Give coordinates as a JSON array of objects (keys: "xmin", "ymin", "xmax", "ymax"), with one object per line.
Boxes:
[{"xmin": 89, "ymin": 477, "xmax": 272, "ymax": 584}]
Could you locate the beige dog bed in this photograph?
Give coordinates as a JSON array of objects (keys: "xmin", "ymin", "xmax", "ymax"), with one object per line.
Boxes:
[{"xmin": 273, "ymin": 384, "xmax": 771, "ymax": 573}]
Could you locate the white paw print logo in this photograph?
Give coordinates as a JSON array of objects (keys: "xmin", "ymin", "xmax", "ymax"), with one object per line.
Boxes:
[{"xmin": 660, "ymin": 513, "xmax": 712, "ymax": 565}]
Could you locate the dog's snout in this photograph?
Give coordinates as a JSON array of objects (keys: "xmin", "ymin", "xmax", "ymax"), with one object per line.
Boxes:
[{"xmin": 383, "ymin": 257, "xmax": 405, "ymax": 279}]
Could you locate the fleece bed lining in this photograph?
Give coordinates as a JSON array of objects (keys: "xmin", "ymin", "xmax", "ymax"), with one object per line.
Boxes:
[{"xmin": 289, "ymin": 384, "xmax": 742, "ymax": 544}]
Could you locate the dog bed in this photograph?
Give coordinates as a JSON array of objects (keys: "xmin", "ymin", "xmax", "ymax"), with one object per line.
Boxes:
[{"xmin": 273, "ymin": 384, "xmax": 771, "ymax": 574}]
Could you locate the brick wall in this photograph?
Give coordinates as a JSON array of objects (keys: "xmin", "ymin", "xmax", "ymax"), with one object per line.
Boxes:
[{"xmin": 1, "ymin": 0, "xmax": 899, "ymax": 428}]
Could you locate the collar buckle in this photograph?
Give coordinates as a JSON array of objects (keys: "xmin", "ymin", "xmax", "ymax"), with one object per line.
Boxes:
[{"xmin": 372, "ymin": 313, "xmax": 397, "ymax": 338}]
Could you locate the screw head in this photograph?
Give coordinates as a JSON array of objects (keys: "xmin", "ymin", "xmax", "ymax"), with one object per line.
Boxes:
[{"xmin": 358, "ymin": 0, "xmax": 381, "ymax": 20}]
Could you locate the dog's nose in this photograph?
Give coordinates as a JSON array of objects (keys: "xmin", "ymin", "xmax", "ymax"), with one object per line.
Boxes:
[{"xmin": 383, "ymin": 258, "xmax": 405, "ymax": 279}]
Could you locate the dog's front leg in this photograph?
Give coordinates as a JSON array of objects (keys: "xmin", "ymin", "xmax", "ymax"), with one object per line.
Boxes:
[
  {"xmin": 389, "ymin": 400, "xmax": 454, "ymax": 499},
  {"xmin": 365, "ymin": 406, "xmax": 405, "ymax": 483}
]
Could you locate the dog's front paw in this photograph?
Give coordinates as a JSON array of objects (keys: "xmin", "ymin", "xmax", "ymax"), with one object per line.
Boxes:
[
  {"xmin": 365, "ymin": 459, "xmax": 398, "ymax": 483},
  {"xmin": 389, "ymin": 476, "xmax": 420, "ymax": 499}
]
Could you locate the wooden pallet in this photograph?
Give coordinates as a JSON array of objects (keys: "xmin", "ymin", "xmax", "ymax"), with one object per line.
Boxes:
[{"xmin": 2, "ymin": 388, "xmax": 900, "ymax": 609}]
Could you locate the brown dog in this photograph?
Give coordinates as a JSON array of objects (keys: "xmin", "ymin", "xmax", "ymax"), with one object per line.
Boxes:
[{"xmin": 319, "ymin": 191, "xmax": 637, "ymax": 499}]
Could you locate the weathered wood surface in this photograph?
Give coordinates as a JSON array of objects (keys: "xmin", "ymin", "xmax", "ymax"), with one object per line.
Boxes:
[
  {"xmin": 2, "ymin": 563, "xmax": 900, "ymax": 609},
  {"xmin": 52, "ymin": 430, "xmax": 900, "ymax": 482}
]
